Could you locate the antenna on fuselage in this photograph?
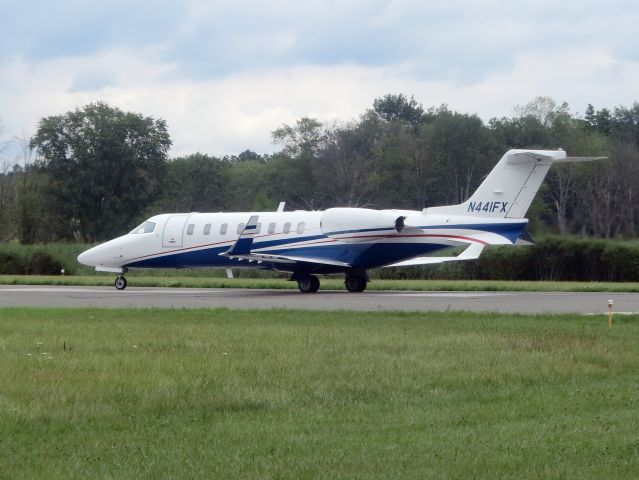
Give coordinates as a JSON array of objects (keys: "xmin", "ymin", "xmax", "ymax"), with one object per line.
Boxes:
[{"xmin": 277, "ymin": 202, "xmax": 286, "ymax": 212}]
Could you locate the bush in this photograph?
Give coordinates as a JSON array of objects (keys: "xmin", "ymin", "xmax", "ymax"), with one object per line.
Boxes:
[
  {"xmin": 0, "ymin": 252, "xmax": 27, "ymax": 275},
  {"xmin": 0, "ymin": 249, "xmax": 64, "ymax": 275},
  {"xmin": 374, "ymin": 236, "xmax": 639, "ymax": 282},
  {"xmin": 27, "ymin": 252, "xmax": 64, "ymax": 275},
  {"xmin": 2, "ymin": 237, "xmax": 639, "ymax": 281}
]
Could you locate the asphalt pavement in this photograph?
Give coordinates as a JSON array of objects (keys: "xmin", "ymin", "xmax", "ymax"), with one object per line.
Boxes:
[{"xmin": 0, "ymin": 285, "xmax": 635, "ymax": 314}]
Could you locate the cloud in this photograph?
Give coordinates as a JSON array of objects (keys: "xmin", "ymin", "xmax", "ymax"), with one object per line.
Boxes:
[
  {"xmin": 1, "ymin": 0, "xmax": 638, "ymax": 160},
  {"xmin": 2, "ymin": 44, "xmax": 638, "ymax": 160},
  {"xmin": 5, "ymin": 1, "xmax": 638, "ymax": 80}
]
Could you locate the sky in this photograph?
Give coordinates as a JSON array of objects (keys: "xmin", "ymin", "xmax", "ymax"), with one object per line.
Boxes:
[{"xmin": 1, "ymin": 0, "xmax": 638, "ymax": 160}]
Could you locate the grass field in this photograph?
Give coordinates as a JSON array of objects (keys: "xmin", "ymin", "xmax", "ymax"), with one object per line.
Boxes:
[
  {"xmin": 3, "ymin": 274, "xmax": 639, "ymax": 292},
  {"xmin": 1, "ymin": 308, "xmax": 638, "ymax": 479}
]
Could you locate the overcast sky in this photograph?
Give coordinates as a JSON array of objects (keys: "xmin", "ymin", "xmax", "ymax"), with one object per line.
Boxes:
[{"xmin": 1, "ymin": 0, "xmax": 638, "ymax": 158}]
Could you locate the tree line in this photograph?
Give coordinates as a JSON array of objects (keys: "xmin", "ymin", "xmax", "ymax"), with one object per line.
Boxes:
[{"xmin": 1, "ymin": 95, "xmax": 638, "ymax": 243}]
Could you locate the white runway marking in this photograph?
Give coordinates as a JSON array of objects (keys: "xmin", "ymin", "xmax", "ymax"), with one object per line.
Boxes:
[
  {"xmin": 377, "ymin": 292, "xmax": 507, "ymax": 298},
  {"xmin": 0, "ymin": 287, "xmax": 114, "ymax": 293},
  {"xmin": 0, "ymin": 286, "xmax": 223, "ymax": 295}
]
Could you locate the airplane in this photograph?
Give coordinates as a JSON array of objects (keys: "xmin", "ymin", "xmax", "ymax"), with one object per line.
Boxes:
[{"xmin": 77, "ymin": 149, "xmax": 602, "ymax": 293}]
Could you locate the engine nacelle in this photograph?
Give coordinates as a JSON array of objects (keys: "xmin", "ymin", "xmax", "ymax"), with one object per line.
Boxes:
[{"xmin": 320, "ymin": 208, "xmax": 406, "ymax": 242}]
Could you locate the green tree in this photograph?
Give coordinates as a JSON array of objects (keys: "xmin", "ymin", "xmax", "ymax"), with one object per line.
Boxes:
[
  {"xmin": 153, "ymin": 153, "xmax": 230, "ymax": 213},
  {"xmin": 30, "ymin": 102, "xmax": 171, "ymax": 241},
  {"xmin": 611, "ymin": 102, "xmax": 639, "ymax": 147},
  {"xmin": 427, "ymin": 107, "xmax": 494, "ymax": 205},
  {"xmin": 271, "ymin": 118, "xmax": 325, "ymax": 209},
  {"xmin": 315, "ymin": 114, "xmax": 380, "ymax": 207},
  {"xmin": 513, "ymin": 96, "xmax": 569, "ymax": 128},
  {"xmin": 373, "ymin": 94, "xmax": 425, "ymax": 125},
  {"xmin": 226, "ymin": 155, "xmax": 273, "ymax": 211}
]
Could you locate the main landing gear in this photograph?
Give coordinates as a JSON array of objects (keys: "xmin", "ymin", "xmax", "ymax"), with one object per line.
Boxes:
[
  {"xmin": 114, "ymin": 275, "xmax": 128, "ymax": 290},
  {"xmin": 345, "ymin": 274, "xmax": 368, "ymax": 293},
  {"xmin": 297, "ymin": 275, "xmax": 320, "ymax": 293},
  {"xmin": 292, "ymin": 272, "xmax": 369, "ymax": 293}
]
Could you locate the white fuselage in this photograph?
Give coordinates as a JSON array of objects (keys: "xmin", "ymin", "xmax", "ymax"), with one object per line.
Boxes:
[{"xmin": 77, "ymin": 208, "xmax": 526, "ymax": 275}]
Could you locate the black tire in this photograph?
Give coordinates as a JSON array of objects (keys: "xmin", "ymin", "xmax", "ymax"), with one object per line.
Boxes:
[
  {"xmin": 297, "ymin": 275, "xmax": 320, "ymax": 293},
  {"xmin": 345, "ymin": 275, "xmax": 367, "ymax": 292},
  {"xmin": 115, "ymin": 276, "xmax": 128, "ymax": 290}
]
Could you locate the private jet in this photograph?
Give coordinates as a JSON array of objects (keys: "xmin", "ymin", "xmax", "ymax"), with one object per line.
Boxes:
[{"xmin": 78, "ymin": 149, "xmax": 602, "ymax": 292}]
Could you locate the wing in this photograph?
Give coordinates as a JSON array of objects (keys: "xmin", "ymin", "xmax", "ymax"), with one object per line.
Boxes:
[
  {"xmin": 384, "ymin": 243, "xmax": 485, "ymax": 267},
  {"xmin": 221, "ymin": 215, "xmax": 352, "ymax": 268}
]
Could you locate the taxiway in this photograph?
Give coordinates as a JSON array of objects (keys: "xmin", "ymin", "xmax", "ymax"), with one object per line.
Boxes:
[{"xmin": 0, "ymin": 285, "xmax": 636, "ymax": 314}]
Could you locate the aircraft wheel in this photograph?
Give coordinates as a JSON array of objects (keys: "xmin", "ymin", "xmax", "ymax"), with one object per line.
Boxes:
[
  {"xmin": 115, "ymin": 276, "xmax": 128, "ymax": 290},
  {"xmin": 297, "ymin": 275, "xmax": 320, "ymax": 293},
  {"xmin": 345, "ymin": 275, "xmax": 367, "ymax": 293}
]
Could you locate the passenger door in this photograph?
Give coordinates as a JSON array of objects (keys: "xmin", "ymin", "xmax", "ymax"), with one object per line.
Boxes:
[{"xmin": 162, "ymin": 214, "xmax": 189, "ymax": 248}]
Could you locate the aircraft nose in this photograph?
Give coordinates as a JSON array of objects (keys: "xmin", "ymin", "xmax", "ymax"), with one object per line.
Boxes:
[
  {"xmin": 77, "ymin": 240, "xmax": 125, "ymax": 269},
  {"xmin": 77, "ymin": 248, "xmax": 96, "ymax": 266}
]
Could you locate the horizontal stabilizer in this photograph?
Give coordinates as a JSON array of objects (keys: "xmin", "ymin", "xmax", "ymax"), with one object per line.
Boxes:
[
  {"xmin": 222, "ymin": 215, "xmax": 259, "ymax": 256},
  {"xmin": 384, "ymin": 242, "xmax": 485, "ymax": 267},
  {"xmin": 556, "ymin": 156, "xmax": 607, "ymax": 163},
  {"xmin": 506, "ymin": 152, "xmax": 606, "ymax": 164}
]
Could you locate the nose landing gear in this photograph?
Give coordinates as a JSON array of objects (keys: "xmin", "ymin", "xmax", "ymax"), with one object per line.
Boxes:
[{"xmin": 114, "ymin": 275, "xmax": 128, "ymax": 290}]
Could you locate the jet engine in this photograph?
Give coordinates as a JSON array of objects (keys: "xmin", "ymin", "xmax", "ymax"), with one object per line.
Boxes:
[{"xmin": 320, "ymin": 208, "xmax": 406, "ymax": 242}]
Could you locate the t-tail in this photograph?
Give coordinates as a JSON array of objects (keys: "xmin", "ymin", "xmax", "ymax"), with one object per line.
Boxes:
[{"xmin": 425, "ymin": 149, "xmax": 605, "ymax": 219}]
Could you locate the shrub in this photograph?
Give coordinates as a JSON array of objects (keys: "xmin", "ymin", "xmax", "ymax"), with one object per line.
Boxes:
[
  {"xmin": 0, "ymin": 252, "xmax": 27, "ymax": 274},
  {"xmin": 27, "ymin": 252, "xmax": 64, "ymax": 275}
]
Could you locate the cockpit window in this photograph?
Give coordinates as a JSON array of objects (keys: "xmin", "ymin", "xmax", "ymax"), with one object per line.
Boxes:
[{"xmin": 131, "ymin": 221, "xmax": 156, "ymax": 234}]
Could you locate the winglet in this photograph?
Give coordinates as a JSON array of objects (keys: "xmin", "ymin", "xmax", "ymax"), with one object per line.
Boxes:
[{"xmin": 222, "ymin": 215, "xmax": 259, "ymax": 256}]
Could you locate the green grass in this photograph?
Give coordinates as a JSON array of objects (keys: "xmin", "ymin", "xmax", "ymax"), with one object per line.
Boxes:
[
  {"xmin": 3, "ymin": 274, "xmax": 639, "ymax": 292},
  {"xmin": 1, "ymin": 308, "xmax": 638, "ymax": 479}
]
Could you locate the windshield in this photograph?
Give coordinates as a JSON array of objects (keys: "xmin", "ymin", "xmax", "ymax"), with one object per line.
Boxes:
[{"xmin": 130, "ymin": 221, "xmax": 156, "ymax": 234}]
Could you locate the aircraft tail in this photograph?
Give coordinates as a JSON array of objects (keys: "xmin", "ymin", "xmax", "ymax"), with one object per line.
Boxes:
[{"xmin": 425, "ymin": 149, "xmax": 604, "ymax": 219}]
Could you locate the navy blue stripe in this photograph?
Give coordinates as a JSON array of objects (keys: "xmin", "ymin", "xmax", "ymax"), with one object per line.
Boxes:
[
  {"xmin": 326, "ymin": 222, "xmax": 527, "ymax": 236},
  {"xmin": 126, "ymin": 241, "xmax": 453, "ymax": 271},
  {"xmin": 127, "ymin": 223, "xmax": 526, "ymax": 267}
]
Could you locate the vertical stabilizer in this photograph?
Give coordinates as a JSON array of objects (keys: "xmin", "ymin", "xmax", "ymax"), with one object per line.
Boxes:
[{"xmin": 425, "ymin": 149, "xmax": 604, "ymax": 218}]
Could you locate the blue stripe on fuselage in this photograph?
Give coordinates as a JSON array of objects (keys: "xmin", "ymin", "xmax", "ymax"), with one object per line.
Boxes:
[
  {"xmin": 327, "ymin": 222, "xmax": 526, "ymax": 237},
  {"xmin": 125, "ymin": 222, "xmax": 526, "ymax": 270},
  {"xmin": 125, "ymin": 242, "xmax": 449, "ymax": 270}
]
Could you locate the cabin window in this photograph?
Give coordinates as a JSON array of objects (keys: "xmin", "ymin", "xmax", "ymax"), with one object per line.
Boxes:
[
  {"xmin": 130, "ymin": 221, "xmax": 156, "ymax": 234},
  {"xmin": 237, "ymin": 223, "xmax": 246, "ymax": 234},
  {"xmin": 255, "ymin": 223, "xmax": 262, "ymax": 234},
  {"xmin": 220, "ymin": 223, "xmax": 228, "ymax": 235},
  {"xmin": 283, "ymin": 222, "xmax": 291, "ymax": 234},
  {"xmin": 186, "ymin": 224, "xmax": 195, "ymax": 235},
  {"xmin": 203, "ymin": 223, "xmax": 211, "ymax": 235},
  {"xmin": 268, "ymin": 223, "xmax": 276, "ymax": 234},
  {"xmin": 297, "ymin": 222, "xmax": 305, "ymax": 234}
]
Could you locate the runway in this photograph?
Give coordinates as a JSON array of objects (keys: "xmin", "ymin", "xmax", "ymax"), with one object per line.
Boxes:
[{"xmin": 0, "ymin": 285, "xmax": 637, "ymax": 314}]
